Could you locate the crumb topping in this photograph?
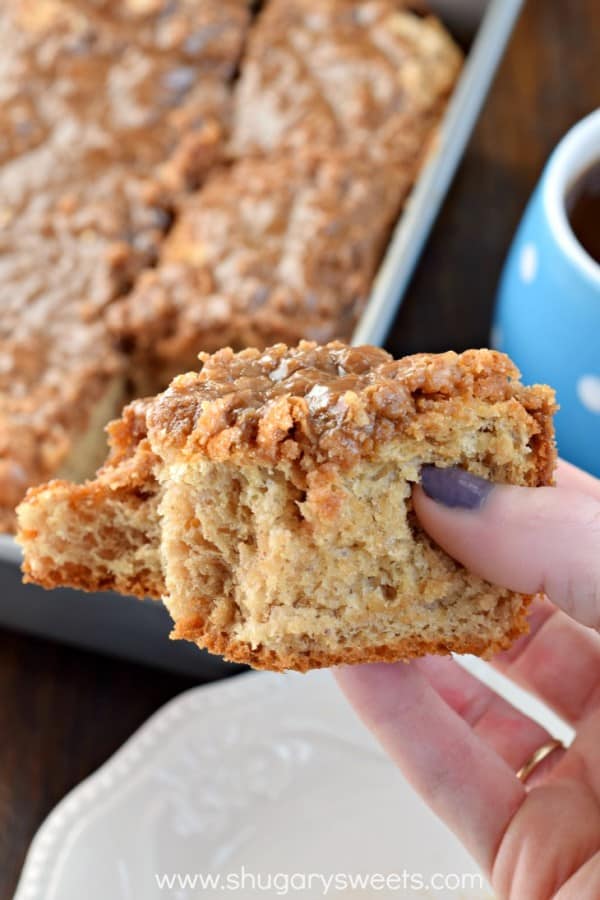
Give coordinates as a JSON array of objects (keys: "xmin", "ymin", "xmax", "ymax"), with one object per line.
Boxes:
[
  {"xmin": 146, "ymin": 342, "xmax": 556, "ymax": 468},
  {"xmin": 1, "ymin": 0, "xmax": 250, "ymax": 181}
]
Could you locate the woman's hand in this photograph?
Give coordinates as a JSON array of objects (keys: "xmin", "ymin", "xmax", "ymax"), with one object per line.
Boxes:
[{"xmin": 336, "ymin": 460, "xmax": 600, "ymax": 899}]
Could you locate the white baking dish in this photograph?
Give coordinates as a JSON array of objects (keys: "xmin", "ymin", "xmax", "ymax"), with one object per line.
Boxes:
[{"xmin": 0, "ymin": 0, "xmax": 523, "ymax": 677}]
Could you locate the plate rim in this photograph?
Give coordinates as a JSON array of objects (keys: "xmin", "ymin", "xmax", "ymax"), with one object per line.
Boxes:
[{"xmin": 14, "ymin": 670, "xmax": 282, "ymax": 900}]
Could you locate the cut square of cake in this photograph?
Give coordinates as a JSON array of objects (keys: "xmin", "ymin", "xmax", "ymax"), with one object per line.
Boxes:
[
  {"xmin": 1, "ymin": 0, "xmax": 251, "ymax": 188},
  {"xmin": 17, "ymin": 343, "xmax": 556, "ymax": 672},
  {"xmin": 230, "ymin": 0, "xmax": 463, "ymax": 170},
  {"xmin": 107, "ymin": 152, "xmax": 412, "ymax": 393}
]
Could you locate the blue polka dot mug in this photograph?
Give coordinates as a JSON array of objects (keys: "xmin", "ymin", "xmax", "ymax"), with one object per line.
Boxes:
[{"xmin": 493, "ymin": 108, "xmax": 600, "ymax": 477}]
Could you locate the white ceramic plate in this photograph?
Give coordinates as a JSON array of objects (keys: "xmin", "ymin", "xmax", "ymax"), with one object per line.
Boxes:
[
  {"xmin": 14, "ymin": 664, "xmax": 573, "ymax": 900},
  {"xmin": 14, "ymin": 669, "xmax": 491, "ymax": 900}
]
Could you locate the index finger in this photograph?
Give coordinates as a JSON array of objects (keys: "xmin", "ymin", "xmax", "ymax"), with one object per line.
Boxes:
[{"xmin": 413, "ymin": 470, "xmax": 600, "ymax": 629}]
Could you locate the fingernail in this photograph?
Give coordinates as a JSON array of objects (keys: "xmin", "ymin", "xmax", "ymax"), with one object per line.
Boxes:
[{"xmin": 420, "ymin": 465, "xmax": 494, "ymax": 510}]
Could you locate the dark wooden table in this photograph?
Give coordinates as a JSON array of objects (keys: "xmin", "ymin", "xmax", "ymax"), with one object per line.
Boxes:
[{"xmin": 1, "ymin": 1, "xmax": 598, "ymax": 896}]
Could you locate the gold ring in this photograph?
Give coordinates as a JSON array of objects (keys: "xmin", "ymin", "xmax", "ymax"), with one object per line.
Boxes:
[{"xmin": 516, "ymin": 738, "xmax": 564, "ymax": 784}]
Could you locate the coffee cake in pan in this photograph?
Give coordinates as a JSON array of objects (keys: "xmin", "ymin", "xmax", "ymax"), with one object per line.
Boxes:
[
  {"xmin": 1, "ymin": 0, "xmax": 462, "ymax": 531},
  {"xmin": 17, "ymin": 343, "xmax": 556, "ymax": 672},
  {"xmin": 107, "ymin": 0, "xmax": 462, "ymax": 394}
]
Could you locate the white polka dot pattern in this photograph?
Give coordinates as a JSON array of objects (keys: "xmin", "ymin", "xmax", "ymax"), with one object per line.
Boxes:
[
  {"xmin": 577, "ymin": 375, "xmax": 600, "ymax": 414},
  {"xmin": 519, "ymin": 243, "xmax": 538, "ymax": 283}
]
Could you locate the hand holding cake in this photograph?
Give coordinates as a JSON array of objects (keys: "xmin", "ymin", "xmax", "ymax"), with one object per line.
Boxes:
[
  {"xmin": 337, "ymin": 459, "xmax": 600, "ymax": 897},
  {"xmin": 16, "ymin": 340, "xmax": 557, "ymax": 671}
]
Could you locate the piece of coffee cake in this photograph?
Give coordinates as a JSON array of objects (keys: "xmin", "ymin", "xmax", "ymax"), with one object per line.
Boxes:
[
  {"xmin": 107, "ymin": 152, "xmax": 412, "ymax": 392},
  {"xmin": 2, "ymin": 0, "xmax": 251, "ymax": 187},
  {"xmin": 17, "ymin": 343, "xmax": 556, "ymax": 672},
  {"xmin": 230, "ymin": 0, "xmax": 462, "ymax": 169},
  {"xmin": 16, "ymin": 399, "xmax": 164, "ymax": 598}
]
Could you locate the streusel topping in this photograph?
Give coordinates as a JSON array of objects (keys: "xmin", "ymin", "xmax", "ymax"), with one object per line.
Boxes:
[{"xmin": 147, "ymin": 342, "xmax": 556, "ymax": 471}]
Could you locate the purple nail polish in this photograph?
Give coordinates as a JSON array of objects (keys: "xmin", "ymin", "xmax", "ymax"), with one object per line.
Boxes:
[{"xmin": 421, "ymin": 465, "xmax": 494, "ymax": 510}]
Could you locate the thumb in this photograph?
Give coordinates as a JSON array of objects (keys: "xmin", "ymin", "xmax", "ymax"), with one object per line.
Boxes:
[{"xmin": 413, "ymin": 464, "xmax": 600, "ymax": 629}]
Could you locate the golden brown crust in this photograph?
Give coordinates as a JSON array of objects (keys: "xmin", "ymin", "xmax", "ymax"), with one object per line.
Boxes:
[{"xmin": 172, "ymin": 595, "xmax": 533, "ymax": 673}]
